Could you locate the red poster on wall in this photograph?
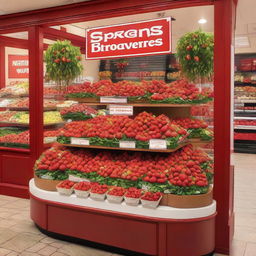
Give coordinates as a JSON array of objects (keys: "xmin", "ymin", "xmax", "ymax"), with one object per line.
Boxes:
[
  {"xmin": 8, "ymin": 55, "xmax": 29, "ymax": 78},
  {"xmin": 86, "ymin": 17, "xmax": 172, "ymax": 60}
]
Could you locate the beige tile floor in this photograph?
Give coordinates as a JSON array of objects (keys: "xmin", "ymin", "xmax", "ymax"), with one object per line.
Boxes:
[{"xmin": 0, "ymin": 153, "xmax": 254, "ymax": 256}]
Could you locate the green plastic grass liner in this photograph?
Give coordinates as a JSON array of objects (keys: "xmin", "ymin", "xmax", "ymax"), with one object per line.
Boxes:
[
  {"xmin": 0, "ymin": 128, "xmax": 24, "ymax": 137},
  {"xmin": 65, "ymin": 92, "xmax": 98, "ymax": 99},
  {"xmin": 61, "ymin": 112, "xmax": 93, "ymax": 121},
  {"xmin": 0, "ymin": 142, "xmax": 29, "ymax": 148},
  {"xmin": 188, "ymin": 128, "xmax": 213, "ymax": 141},
  {"xmin": 150, "ymin": 96, "xmax": 213, "ymax": 104},
  {"xmin": 65, "ymin": 92, "xmax": 213, "ymax": 105},
  {"xmin": 57, "ymin": 135, "xmax": 182, "ymax": 149},
  {"xmin": 35, "ymin": 169, "xmax": 68, "ymax": 180}
]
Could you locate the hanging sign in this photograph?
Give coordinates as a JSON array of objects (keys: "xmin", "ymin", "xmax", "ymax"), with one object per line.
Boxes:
[
  {"xmin": 8, "ymin": 55, "xmax": 29, "ymax": 78},
  {"xmin": 86, "ymin": 17, "xmax": 172, "ymax": 59}
]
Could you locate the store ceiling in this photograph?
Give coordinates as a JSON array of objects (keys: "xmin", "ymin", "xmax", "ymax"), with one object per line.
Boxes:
[
  {"xmin": 0, "ymin": 0, "xmax": 87, "ymax": 15},
  {"xmin": 235, "ymin": 0, "xmax": 256, "ymax": 53}
]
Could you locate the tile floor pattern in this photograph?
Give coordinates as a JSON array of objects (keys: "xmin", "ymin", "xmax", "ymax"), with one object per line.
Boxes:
[{"xmin": 0, "ymin": 153, "xmax": 254, "ymax": 256}]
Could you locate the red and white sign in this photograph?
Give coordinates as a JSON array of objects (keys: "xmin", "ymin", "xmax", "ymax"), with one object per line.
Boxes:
[
  {"xmin": 8, "ymin": 55, "xmax": 29, "ymax": 78},
  {"xmin": 86, "ymin": 17, "xmax": 172, "ymax": 60}
]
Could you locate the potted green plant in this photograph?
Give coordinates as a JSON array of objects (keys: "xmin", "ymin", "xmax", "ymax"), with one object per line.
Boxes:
[
  {"xmin": 176, "ymin": 30, "xmax": 214, "ymax": 83},
  {"xmin": 45, "ymin": 40, "xmax": 83, "ymax": 98}
]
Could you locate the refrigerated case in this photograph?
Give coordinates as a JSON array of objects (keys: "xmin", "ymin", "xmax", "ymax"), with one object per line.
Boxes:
[{"xmin": 234, "ymin": 53, "xmax": 256, "ymax": 153}]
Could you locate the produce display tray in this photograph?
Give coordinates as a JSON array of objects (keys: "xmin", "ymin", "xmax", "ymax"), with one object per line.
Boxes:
[
  {"xmin": 234, "ymin": 110, "xmax": 256, "ymax": 113},
  {"xmin": 66, "ymin": 99, "xmax": 197, "ymax": 108},
  {"xmin": 7, "ymin": 107, "xmax": 57, "ymax": 111},
  {"xmin": 60, "ymin": 142, "xmax": 188, "ymax": 153},
  {"xmin": 234, "ymin": 125, "xmax": 256, "ymax": 130},
  {"xmin": 234, "ymin": 116, "xmax": 256, "ymax": 120},
  {"xmin": 235, "ymin": 100, "xmax": 256, "ymax": 103},
  {"xmin": 0, "ymin": 122, "xmax": 65, "ymax": 127}
]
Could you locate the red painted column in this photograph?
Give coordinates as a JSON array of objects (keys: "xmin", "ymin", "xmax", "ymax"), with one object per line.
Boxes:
[
  {"xmin": 214, "ymin": 0, "xmax": 237, "ymax": 254},
  {"xmin": 0, "ymin": 44, "xmax": 5, "ymax": 88},
  {"xmin": 28, "ymin": 26, "xmax": 44, "ymax": 161}
]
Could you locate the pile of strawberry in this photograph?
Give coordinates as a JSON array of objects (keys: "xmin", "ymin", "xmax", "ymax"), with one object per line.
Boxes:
[
  {"xmin": 0, "ymin": 130, "xmax": 29, "ymax": 147},
  {"xmin": 234, "ymin": 132, "xmax": 256, "ymax": 140},
  {"xmin": 0, "ymin": 129, "xmax": 63, "ymax": 148},
  {"xmin": 35, "ymin": 145, "xmax": 212, "ymax": 194},
  {"xmin": 234, "ymin": 120, "xmax": 256, "ymax": 126},
  {"xmin": 60, "ymin": 104, "xmax": 97, "ymax": 116},
  {"xmin": 60, "ymin": 104, "xmax": 97, "ymax": 121},
  {"xmin": 141, "ymin": 192, "xmax": 162, "ymax": 201},
  {"xmin": 44, "ymin": 129, "xmax": 63, "ymax": 137},
  {"xmin": 65, "ymin": 79, "xmax": 213, "ymax": 103},
  {"xmin": 172, "ymin": 118, "xmax": 208, "ymax": 129},
  {"xmin": 57, "ymin": 180, "xmax": 75, "ymax": 189},
  {"xmin": 150, "ymin": 80, "xmax": 213, "ymax": 102},
  {"xmin": 58, "ymin": 112, "xmax": 188, "ymax": 143}
]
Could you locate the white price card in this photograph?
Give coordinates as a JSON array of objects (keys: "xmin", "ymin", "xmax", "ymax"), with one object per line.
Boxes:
[
  {"xmin": 149, "ymin": 139, "xmax": 167, "ymax": 149},
  {"xmin": 119, "ymin": 141, "xmax": 136, "ymax": 149},
  {"xmin": 0, "ymin": 99, "xmax": 12, "ymax": 107},
  {"xmin": 44, "ymin": 137, "xmax": 57, "ymax": 144},
  {"xmin": 109, "ymin": 105, "xmax": 133, "ymax": 116},
  {"xmin": 68, "ymin": 174, "xmax": 90, "ymax": 183},
  {"xmin": 100, "ymin": 96, "xmax": 127, "ymax": 104},
  {"xmin": 71, "ymin": 137, "xmax": 90, "ymax": 146}
]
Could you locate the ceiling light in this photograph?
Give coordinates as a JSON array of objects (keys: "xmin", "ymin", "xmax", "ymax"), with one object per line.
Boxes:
[
  {"xmin": 235, "ymin": 36, "xmax": 250, "ymax": 48},
  {"xmin": 198, "ymin": 18, "xmax": 207, "ymax": 24}
]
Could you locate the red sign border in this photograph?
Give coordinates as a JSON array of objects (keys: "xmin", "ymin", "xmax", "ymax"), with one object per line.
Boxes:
[{"xmin": 85, "ymin": 17, "xmax": 172, "ymax": 60}]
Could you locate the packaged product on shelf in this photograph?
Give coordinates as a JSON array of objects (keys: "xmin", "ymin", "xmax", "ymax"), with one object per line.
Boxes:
[
  {"xmin": 107, "ymin": 186, "xmax": 126, "ymax": 203},
  {"xmin": 56, "ymin": 180, "xmax": 75, "ymax": 196}
]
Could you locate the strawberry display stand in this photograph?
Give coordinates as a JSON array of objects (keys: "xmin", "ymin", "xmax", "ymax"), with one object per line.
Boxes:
[{"xmin": 0, "ymin": 0, "xmax": 237, "ymax": 255}]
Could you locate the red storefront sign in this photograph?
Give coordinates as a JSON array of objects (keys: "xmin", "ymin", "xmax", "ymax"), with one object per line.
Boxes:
[
  {"xmin": 86, "ymin": 17, "xmax": 172, "ymax": 59},
  {"xmin": 8, "ymin": 55, "xmax": 29, "ymax": 78}
]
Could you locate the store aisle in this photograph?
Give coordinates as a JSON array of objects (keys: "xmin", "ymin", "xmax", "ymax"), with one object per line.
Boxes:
[{"xmin": 0, "ymin": 152, "xmax": 254, "ymax": 256}]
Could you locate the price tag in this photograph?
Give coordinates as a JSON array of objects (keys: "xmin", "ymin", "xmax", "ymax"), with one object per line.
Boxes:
[
  {"xmin": 69, "ymin": 175, "xmax": 90, "ymax": 183},
  {"xmin": 100, "ymin": 96, "xmax": 127, "ymax": 104},
  {"xmin": 149, "ymin": 139, "xmax": 167, "ymax": 149},
  {"xmin": 0, "ymin": 99, "xmax": 12, "ymax": 107},
  {"xmin": 109, "ymin": 105, "xmax": 133, "ymax": 116},
  {"xmin": 44, "ymin": 137, "xmax": 57, "ymax": 143},
  {"xmin": 41, "ymin": 175, "xmax": 54, "ymax": 180},
  {"xmin": 71, "ymin": 137, "xmax": 90, "ymax": 146},
  {"xmin": 119, "ymin": 141, "xmax": 136, "ymax": 148}
]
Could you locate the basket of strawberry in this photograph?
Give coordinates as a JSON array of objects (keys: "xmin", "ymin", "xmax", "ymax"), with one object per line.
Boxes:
[
  {"xmin": 74, "ymin": 181, "xmax": 91, "ymax": 198},
  {"xmin": 107, "ymin": 186, "xmax": 126, "ymax": 204},
  {"xmin": 124, "ymin": 187, "xmax": 143, "ymax": 206},
  {"xmin": 140, "ymin": 192, "xmax": 162, "ymax": 208},
  {"xmin": 56, "ymin": 180, "xmax": 75, "ymax": 196},
  {"xmin": 90, "ymin": 184, "xmax": 108, "ymax": 201}
]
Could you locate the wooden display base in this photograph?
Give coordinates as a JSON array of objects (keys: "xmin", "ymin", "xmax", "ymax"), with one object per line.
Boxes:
[
  {"xmin": 34, "ymin": 175, "xmax": 61, "ymax": 191},
  {"xmin": 160, "ymin": 187, "xmax": 213, "ymax": 208}
]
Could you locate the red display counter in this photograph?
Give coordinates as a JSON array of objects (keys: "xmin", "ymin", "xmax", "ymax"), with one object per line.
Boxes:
[
  {"xmin": 0, "ymin": 0, "xmax": 238, "ymax": 255},
  {"xmin": 30, "ymin": 179, "xmax": 216, "ymax": 256}
]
